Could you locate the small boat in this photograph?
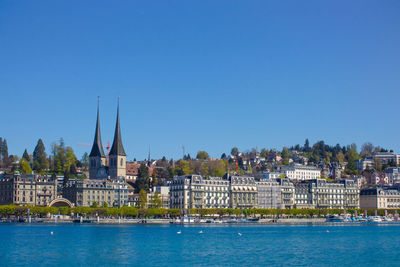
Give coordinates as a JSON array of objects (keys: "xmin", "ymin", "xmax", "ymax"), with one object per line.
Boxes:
[
  {"xmin": 356, "ymin": 216, "xmax": 368, "ymax": 222},
  {"xmin": 383, "ymin": 216, "xmax": 393, "ymax": 222},
  {"xmin": 326, "ymin": 215, "xmax": 344, "ymax": 222},
  {"xmin": 182, "ymin": 217, "xmax": 195, "ymax": 223},
  {"xmin": 370, "ymin": 216, "xmax": 382, "ymax": 222}
]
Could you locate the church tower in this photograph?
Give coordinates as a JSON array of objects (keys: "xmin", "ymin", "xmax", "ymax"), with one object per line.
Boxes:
[
  {"xmin": 89, "ymin": 98, "xmax": 106, "ymax": 179},
  {"xmin": 109, "ymin": 98, "xmax": 126, "ymax": 179}
]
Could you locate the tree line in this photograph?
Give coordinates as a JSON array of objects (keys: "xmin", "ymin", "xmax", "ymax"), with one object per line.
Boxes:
[
  {"xmin": 0, "ymin": 137, "xmax": 81, "ymax": 181},
  {"xmin": 0, "ymin": 205, "xmax": 395, "ymax": 219}
]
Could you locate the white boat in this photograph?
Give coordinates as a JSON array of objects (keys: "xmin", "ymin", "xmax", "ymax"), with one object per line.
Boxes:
[
  {"xmin": 383, "ymin": 216, "xmax": 393, "ymax": 222},
  {"xmin": 370, "ymin": 216, "xmax": 382, "ymax": 222},
  {"xmin": 182, "ymin": 216, "xmax": 195, "ymax": 223}
]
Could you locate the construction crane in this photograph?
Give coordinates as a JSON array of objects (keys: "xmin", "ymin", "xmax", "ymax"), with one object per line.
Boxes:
[{"xmin": 77, "ymin": 141, "xmax": 111, "ymax": 155}]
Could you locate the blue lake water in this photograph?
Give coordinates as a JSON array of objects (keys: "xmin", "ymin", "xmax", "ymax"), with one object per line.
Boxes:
[{"xmin": 1, "ymin": 223, "xmax": 400, "ymax": 266}]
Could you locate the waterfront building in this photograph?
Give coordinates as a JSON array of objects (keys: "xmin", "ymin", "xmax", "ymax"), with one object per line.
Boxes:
[
  {"xmin": 293, "ymin": 179, "xmax": 359, "ymax": 209},
  {"xmin": 280, "ymin": 164, "xmax": 321, "ymax": 180},
  {"xmin": 88, "ymin": 99, "xmax": 126, "ymax": 180},
  {"xmin": 63, "ymin": 177, "xmax": 128, "ymax": 207},
  {"xmin": 256, "ymin": 180, "xmax": 281, "ymax": 209},
  {"xmin": 294, "ymin": 182, "xmax": 314, "ymax": 209},
  {"xmin": 63, "ymin": 99, "xmax": 129, "ymax": 207},
  {"xmin": 276, "ymin": 178, "xmax": 295, "ymax": 209},
  {"xmin": 147, "ymin": 185, "xmax": 170, "ymax": 209},
  {"xmin": 360, "ymin": 186, "xmax": 400, "ymax": 209},
  {"xmin": 202, "ymin": 177, "xmax": 230, "ymax": 209},
  {"xmin": 169, "ymin": 175, "xmax": 230, "ymax": 210},
  {"xmin": 0, "ymin": 174, "xmax": 57, "ymax": 206},
  {"xmin": 169, "ymin": 175, "xmax": 194, "ymax": 210},
  {"xmin": 229, "ymin": 176, "xmax": 257, "ymax": 209}
]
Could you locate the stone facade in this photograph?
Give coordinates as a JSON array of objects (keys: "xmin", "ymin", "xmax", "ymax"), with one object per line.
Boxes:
[
  {"xmin": 277, "ymin": 178, "xmax": 295, "ymax": 209},
  {"xmin": 360, "ymin": 186, "xmax": 400, "ymax": 209},
  {"xmin": 256, "ymin": 180, "xmax": 281, "ymax": 209},
  {"xmin": 229, "ymin": 176, "xmax": 257, "ymax": 209},
  {"xmin": 281, "ymin": 165, "xmax": 321, "ymax": 180},
  {"xmin": 63, "ymin": 177, "xmax": 128, "ymax": 207},
  {"xmin": 0, "ymin": 174, "xmax": 57, "ymax": 206},
  {"xmin": 169, "ymin": 175, "xmax": 230, "ymax": 210},
  {"xmin": 293, "ymin": 179, "xmax": 359, "ymax": 209}
]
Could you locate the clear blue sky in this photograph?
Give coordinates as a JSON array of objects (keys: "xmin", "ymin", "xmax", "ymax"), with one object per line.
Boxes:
[{"xmin": 1, "ymin": 1, "xmax": 399, "ymax": 161}]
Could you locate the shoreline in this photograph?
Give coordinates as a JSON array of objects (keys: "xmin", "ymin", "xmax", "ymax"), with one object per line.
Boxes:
[{"xmin": 2, "ymin": 217, "xmax": 399, "ymax": 224}]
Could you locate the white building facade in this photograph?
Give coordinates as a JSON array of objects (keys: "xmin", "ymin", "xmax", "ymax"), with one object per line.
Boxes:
[{"xmin": 281, "ymin": 165, "xmax": 321, "ymax": 180}]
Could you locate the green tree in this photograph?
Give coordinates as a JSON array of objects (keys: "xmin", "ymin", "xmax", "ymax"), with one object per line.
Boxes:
[
  {"xmin": 138, "ymin": 189, "xmax": 147, "ymax": 209},
  {"xmin": 1, "ymin": 139, "xmax": 10, "ymax": 167},
  {"xmin": 304, "ymin": 139, "xmax": 311, "ymax": 152},
  {"xmin": 53, "ymin": 139, "xmax": 66, "ymax": 173},
  {"xmin": 33, "ymin": 139, "xmax": 49, "ymax": 172},
  {"xmin": 22, "ymin": 149, "xmax": 30, "ymax": 163},
  {"xmin": 175, "ymin": 160, "xmax": 192, "ymax": 175},
  {"xmin": 281, "ymin": 147, "xmax": 290, "ymax": 165},
  {"xmin": 64, "ymin": 146, "xmax": 77, "ymax": 177},
  {"xmin": 136, "ymin": 164, "xmax": 150, "ymax": 192},
  {"xmin": 91, "ymin": 202, "xmax": 98, "ymax": 208},
  {"xmin": 196, "ymin": 151, "xmax": 210, "ymax": 160},
  {"xmin": 151, "ymin": 191, "xmax": 162, "ymax": 208},
  {"xmin": 19, "ymin": 158, "xmax": 32, "ymax": 174},
  {"xmin": 345, "ymin": 146, "xmax": 360, "ymax": 174}
]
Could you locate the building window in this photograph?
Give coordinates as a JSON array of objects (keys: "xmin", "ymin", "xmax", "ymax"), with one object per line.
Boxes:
[{"xmin": 120, "ymin": 158, "xmax": 123, "ymax": 166}]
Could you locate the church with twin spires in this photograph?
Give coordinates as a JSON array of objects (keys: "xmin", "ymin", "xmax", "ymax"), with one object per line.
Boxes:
[{"xmin": 89, "ymin": 99, "xmax": 126, "ymax": 180}]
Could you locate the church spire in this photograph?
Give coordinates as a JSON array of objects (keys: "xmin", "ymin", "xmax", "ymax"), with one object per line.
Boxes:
[
  {"xmin": 89, "ymin": 97, "xmax": 106, "ymax": 158},
  {"xmin": 110, "ymin": 97, "xmax": 126, "ymax": 156}
]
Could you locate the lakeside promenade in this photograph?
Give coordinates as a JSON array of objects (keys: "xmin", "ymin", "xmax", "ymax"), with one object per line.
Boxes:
[{"xmin": 2, "ymin": 216, "xmax": 393, "ymax": 224}]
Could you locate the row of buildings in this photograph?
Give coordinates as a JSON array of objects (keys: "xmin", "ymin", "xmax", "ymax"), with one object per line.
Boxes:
[
  {"xmin": 169, "ymin": 175, "xmax": 360, "ymax": 210},
  {"xmin": 2, "ymin": 171, "xmax": 400, "ymax": 211}
]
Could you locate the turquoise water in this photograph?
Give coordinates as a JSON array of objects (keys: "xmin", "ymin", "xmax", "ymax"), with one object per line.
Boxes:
[{"xmin": 1, "ymin": 223, "xmax": 400, "ymax": 266}]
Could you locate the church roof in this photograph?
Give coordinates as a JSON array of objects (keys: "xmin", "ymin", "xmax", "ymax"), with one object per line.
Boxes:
[
  {"xmin": 110, "ymin": 100, "xmax": 126, "ymax": 156},
  {"xmin": 89, "ymin": 101, "xmax": 106, "ymax": 158}
]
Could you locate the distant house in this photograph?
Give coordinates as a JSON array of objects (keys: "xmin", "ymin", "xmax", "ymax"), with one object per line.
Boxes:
[
  {"xmin": 280, "ymin": 164, "xmax": 321, "ymax": 181},
  {"xmin": 373, "ymin": 152, "xmax": 400, "ymax": 165},
  {"xmin": 355, "ymin": 157, "xmax": 374, "ymax": 171}
]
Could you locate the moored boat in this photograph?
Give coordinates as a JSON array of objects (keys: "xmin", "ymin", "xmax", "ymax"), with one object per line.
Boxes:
[
  {"xmin": 326, "ymin": 214, "xmax": 345, "ymax": 222},
  {"xmin": 369, "ymin": 216, "xmax": 382, "ymax": 222}
]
